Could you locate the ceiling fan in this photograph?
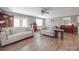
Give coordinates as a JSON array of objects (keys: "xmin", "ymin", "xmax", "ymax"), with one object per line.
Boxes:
[{"xmin": 41, "ymin": 7, "xmax": 52, "ymax": 14}]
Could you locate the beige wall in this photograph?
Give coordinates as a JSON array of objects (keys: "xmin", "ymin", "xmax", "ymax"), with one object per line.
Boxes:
[
  {"xmin": 45, "ymin": 15, "xmax": 78, "ymax": 27},
  {"xmin": 28, "ymin": 16, "xmax": 36, "ymax": 26},
  {"xmin": 53, "ymin": 17, "xmax": 63, "ymax": 26},
  {"xmin": 45, "ymin": 18, "xmax": 51, "ymax": 26},
  {"xmin": 71, "ymin": 15, "xmax": 77, "ymax": 25}
]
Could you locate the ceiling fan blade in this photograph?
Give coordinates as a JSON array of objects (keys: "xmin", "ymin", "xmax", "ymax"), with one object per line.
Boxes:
[
  {"xmin": 44, "ymin": 12, "xmax": 49, "ymax": 13},
  {"xmin": 41, "ymin": 7, "xmax": 52, "ymax": 15},
  {"xmin": 41, "ymin": 10, "xmax": 48, "ymax": 13}
]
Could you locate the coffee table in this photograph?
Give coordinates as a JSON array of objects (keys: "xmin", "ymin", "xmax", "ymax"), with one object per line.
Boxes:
[{"xmin": 54, "ymin": 29, "xmax": 64, "ymax": 40}]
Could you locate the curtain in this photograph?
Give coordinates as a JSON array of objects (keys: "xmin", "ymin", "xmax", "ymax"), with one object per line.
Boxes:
[{"xmin": 14, "ymin": 15, "xmax": 29, "ymax": 27}]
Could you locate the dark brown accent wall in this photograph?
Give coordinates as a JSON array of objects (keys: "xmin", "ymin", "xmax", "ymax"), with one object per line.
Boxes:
[
  {"xmin": 8, "ymin": 16, "xmax": 14, "ymax": 27},
  {"xmin": 0, "ymin": 12, "xmax": 14, "ymax": 27}
]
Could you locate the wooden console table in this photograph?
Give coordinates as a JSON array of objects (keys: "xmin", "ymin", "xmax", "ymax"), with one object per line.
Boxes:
[{"xmin": 54, "ymin": 29, "xmax": 64, "ymax": 40}]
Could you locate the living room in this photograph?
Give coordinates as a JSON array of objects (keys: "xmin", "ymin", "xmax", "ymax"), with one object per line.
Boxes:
[{"xmin": 0, "ymin": 7, "xmax": 79, "ymax": 51}]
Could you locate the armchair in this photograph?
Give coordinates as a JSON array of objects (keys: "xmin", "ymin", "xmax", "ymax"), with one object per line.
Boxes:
[{"xmin": 40, "ymin": 26, "xmax": 56, "ymax": 37}]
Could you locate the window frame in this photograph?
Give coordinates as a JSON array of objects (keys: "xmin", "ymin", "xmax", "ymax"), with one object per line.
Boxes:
[
  {"xmin": 36, "ymin": 18, "xmax": 43, "ymax": 27},
  {"xmin": 63, "ymin": 17, "xmax": 71, "ymax": 25}
]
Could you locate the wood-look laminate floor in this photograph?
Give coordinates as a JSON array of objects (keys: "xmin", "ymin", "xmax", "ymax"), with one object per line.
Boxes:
[{"xmin": 0, "ymin": 31, "xmax": 79, "ymax": 51}]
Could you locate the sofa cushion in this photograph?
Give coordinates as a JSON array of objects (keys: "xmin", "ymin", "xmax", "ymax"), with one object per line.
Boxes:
[
  {"xmin": 8, "ymin": 31, "xmax": 33, "ymax": 41},
  {"xmin": 25, "ymin": 27, "xmax": 32, "ymax": 31},
  {"xmin": 12, "ymin": 27, "xmax": 24, "ymax": 34},
  {"xmin": 11, "ymin": 27, "xmax": 32, "ymax": 34},
  {"xmin": 2, "ymin": 27, "xmax": 32, "ymax": 35},
  {"xmin": 2, "ymin": 27, "xmax": 11, "ymax": 36}
]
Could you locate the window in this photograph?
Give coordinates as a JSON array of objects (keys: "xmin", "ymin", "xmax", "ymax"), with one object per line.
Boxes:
[
  {"xmin": 36, "ymin": 18, "xmax": 43, "ymax": 26},
  {"xmin": 14, "ymin": 18, "xmax": 20, "ymax": 27},
  {"xmin": 14, "ymin": 16, "xmax": 28, "ymax": 27},
  {"xmin": 22, "ymin": 19, "xmax": 28, "ymax": 27},
  {"xmin": 63, "ymin": 17, "xmax": 71, "ymax": 25}
]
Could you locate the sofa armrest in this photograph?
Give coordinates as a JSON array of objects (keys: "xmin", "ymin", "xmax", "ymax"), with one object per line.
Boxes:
[
  {"xmin": 0, "ymin": 32, "xmax": 8, "ymax": 42},
  {"xmin": 41, "ymin": 26, "xmax": 48, "ymax": 30}
]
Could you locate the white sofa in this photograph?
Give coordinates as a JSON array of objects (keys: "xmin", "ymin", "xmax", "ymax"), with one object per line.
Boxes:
[
  {"xmin": 0, "ymin": 27, "xmax": 33, "ymax": 46},
  {"xmin": 40, "ymin": 26, "xmax": 56, "ymax": 37}
]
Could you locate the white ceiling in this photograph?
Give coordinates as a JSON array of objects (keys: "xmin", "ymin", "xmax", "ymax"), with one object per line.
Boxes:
[{"xmin": 1, "ymin": 7, "xmax": 79, "ymax": 18}]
